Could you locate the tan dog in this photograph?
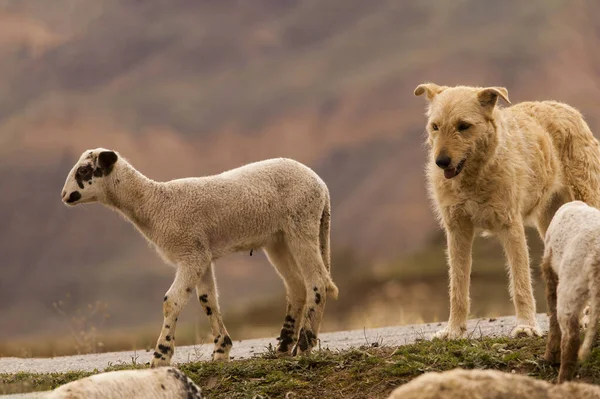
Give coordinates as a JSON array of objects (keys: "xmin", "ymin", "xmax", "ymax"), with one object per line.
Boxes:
[{"xmin": 414, "ymin": 83, "xmax": 600, "ymax": 339}]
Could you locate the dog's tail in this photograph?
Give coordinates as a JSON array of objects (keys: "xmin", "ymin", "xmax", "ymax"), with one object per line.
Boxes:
[{"xmin": 547, "ymin": 105, "xmax": 600, "ymax": 207}]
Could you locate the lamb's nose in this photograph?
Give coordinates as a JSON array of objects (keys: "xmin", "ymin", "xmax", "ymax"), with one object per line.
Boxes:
[
  {"xmin": 61, "ymin": 190, "xmax": 66, "ymax": 198},
  {"xmin": 435, "ymin": 154, "xmax": 452, "ymax": 169}
]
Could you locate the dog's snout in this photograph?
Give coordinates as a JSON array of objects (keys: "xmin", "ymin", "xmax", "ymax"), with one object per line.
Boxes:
[{"xmin": 436, "ymin": 154, "xmax": 452, "ymax": 169}]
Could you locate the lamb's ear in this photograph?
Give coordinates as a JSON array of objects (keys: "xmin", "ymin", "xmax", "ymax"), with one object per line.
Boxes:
[
  {"xmin": 98, "ymin": 150, "xmax": 118, "ymax": 174},
  {"xmin": 414, "ymin": 83, "xmax": 445, "ymax": 101},
  {"xmin": 477, "ymin": 87, "xmax": 511, "ymax": 111}
]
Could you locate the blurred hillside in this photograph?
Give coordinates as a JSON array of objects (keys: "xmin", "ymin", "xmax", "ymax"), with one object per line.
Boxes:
[{"xmin": 0, "ymin": 0, "xmax": 599, "ymax": 348}]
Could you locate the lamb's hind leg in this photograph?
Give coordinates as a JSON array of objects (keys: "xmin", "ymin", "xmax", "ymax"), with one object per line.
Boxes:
[
  {"xmin": 287, "ymin": 239, "xmax": 330, "ymax": 356},
  {"xmin": 151, "ymin": 265, "xmax": 201, "ymax": 368},
  {"xmin": 264, "ymin": 240, "xmax": 306, "ymax": 355},
  {"xmin": 196, "ymin": 263, "xmax": 232, "ymax": 361},
  {"xmin": 558, "ymin": 309, "xmax": 585, "ymax": 383},
  {"xmin": 542, "ymin": 251, "xmax": 561, "ymax": 364}
]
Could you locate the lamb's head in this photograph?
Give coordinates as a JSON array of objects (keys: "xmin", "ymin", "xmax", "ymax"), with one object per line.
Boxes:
[
  {"xmin": 414, "ymin": 83, "xmax": 511, "ymax": 179},
  {"xmin": 61, "ymin": 148, "xmax": 119, "ymax": 206}
]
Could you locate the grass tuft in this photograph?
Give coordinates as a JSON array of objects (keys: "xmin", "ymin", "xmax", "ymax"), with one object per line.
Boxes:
[{"xmin": 3, "ymin": 335, "xmax": 600, "ymax": 398}]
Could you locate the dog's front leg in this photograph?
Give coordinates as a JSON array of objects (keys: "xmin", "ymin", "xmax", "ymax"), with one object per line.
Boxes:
[
  {"xmin": 434, "ymin": 217, "xmax": 474, "ymax": 339},
  {"xmin": 498, "ymin": 222, "xmax": 541, "ymax": 337}
]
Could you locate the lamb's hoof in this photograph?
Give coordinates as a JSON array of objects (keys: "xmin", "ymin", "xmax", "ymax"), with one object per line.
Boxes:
[
  {"xmin": 291, "ymin": 345, "xmax": 312, "ymax": 357},
  {"xmin": 433, "ymin": 325, "xmax": 466, "ymax": 340},
  {"xmin": 510, "ymin": 324, "xmax": 541, "ymax": 338},
  {"xmin": 544, "ymin": 349, "xmax": 560, "ymax": 365},
  {"xmin": 150, "ymin": 356, "xmax": 170, "ymax": 368},
  {"xmin": 275, "ymin": 346, "xmax": 294, "ymax": 357},
  {"xmin": 581, "ymin": 306, "xmax": 590, "ymax": 329},
  {"xmin": 212, "ymin": 351, "xmax": 230, "ymax": 362}
]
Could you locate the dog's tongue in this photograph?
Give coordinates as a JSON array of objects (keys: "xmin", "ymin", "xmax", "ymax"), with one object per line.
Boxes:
[{"xmin": 444, "ymin": 168, "xmax": 457, "ymax": 179}]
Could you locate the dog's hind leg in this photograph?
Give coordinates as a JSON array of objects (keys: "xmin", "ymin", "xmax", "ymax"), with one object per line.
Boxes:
[
  {"xmin": 434, "ymin": 217, "xmax": 475, "ymax": 340},
  {"xmin": 498, "ymin": 221, "xmax": 541, "ymax": 337}
]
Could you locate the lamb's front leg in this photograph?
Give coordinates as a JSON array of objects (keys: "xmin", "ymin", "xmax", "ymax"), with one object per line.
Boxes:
[
  {"xmin": 196, "ymin": 263, "xmax": 232, "ymax": 361},
  {"xmin": 151, "ymin": 266, "xmax": 199, "ymax": 368},
  {"xmin": 434, "ymin": 217, "xmax": 474, "ymax": 340},
  {"xmin": 498, "ymin": 222, "xmax": 541, "ymax": 337}
]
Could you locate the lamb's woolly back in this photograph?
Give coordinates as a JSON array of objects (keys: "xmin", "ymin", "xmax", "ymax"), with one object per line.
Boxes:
[
  {"xmin": 387, "ymin": 369, "xmax": 600, "ymax": 399},
  {"xmin": 62, "ymin": 149, "xmax": 338, "ymax": 365},
  {"xmin": 542, "ymin": 200, "xmax": 600, "ymax": 381},
  {"xmin": 45, "ymin": 367, "xmax": 203, "ymax": 399}
]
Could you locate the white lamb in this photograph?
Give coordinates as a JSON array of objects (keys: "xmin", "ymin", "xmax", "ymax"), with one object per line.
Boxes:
[
  {"xmin": 541, "ymin": 200, "xmax": 600, "ymax": 383},
  {"xmin": 61, "ymin": 148, "xmax": 339, "ymax": 367},
  {"xmin": 386, "ymin": 368, "xmax": 600, "ymax": 398},
  {"xmin": 45, "ymin": 367, "xmax": 202, "ymax": 399}
]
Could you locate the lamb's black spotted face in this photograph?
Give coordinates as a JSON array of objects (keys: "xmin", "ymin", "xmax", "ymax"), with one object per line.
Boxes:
[{"xmin": 61, "ymin": 148, "xmax": 118, "ymax": 206}]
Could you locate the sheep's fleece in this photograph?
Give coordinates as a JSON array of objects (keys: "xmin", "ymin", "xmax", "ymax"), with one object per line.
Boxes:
[
  {"xmin": 45, "ymin": 367, "xmax": 202, "ymax": 399},
  {"xmin": 387, "ymin": 368, "xmax": 600, "ymax": 399}
]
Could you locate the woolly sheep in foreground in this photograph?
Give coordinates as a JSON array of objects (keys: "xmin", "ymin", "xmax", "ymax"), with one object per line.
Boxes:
[
  {"xmin": 541, "ymin": 200, "xmax": 600, "ymax": 382},
  {"xmin": 45, "ymin": 367, "xmax": 202, "ymax": 399},
  {"xmin": 387, "ymin": 368, "xmax": 600, "ymax": 399},
  {"xmin": 61, "ymin": 148, "xmax": 338, "ymax": 367}
]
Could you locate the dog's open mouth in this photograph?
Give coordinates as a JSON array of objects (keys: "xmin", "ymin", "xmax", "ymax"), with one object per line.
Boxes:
[{"xmin": 444, "ymin": 159, "xmax": 466, "ymax": 179}]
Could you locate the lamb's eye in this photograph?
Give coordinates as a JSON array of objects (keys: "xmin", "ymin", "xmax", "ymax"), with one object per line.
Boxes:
[
  {"xmin": 77, "ymin": 166, "xmax": 91, "ymax": 176},
  {"xmin": 457, "ymin": 122, "xmax": 472, "ymax": 131},
  {"xmin": 431, "ymin": 123, "xmax": 439, "ymax": 131}
]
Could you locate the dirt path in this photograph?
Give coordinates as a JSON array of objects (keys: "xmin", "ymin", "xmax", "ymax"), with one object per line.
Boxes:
[
  {"xmin": 0, "ymin": 314, "xmax": 549, "ymax": 398},
  {"xmin": 0, "ymin": 313, "xmax": 548, "ymax": 375}
]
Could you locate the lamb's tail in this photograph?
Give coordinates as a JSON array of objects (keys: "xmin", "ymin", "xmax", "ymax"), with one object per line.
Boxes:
[
  {"xmin": 579, "ymin": 257, "xmax": 600, "ymax": 362},
  {"xmin": 320, "ymin": 195, "xmax": 338, "ymax": 300}
]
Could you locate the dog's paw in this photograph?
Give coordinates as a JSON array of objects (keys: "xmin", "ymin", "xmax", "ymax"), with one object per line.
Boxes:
[
  {"xmin": 511, "ymin": 324, "xmax": 541, "ymax": 338},
  {"xmin": 433, "ymin": 325, "xmax": 466, "ymax": 340}
]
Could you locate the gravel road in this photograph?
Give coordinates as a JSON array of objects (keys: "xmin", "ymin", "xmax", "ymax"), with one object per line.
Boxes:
[{"xmin": 0, "ymin": 313, "xmax": 549, "ymax": 397}]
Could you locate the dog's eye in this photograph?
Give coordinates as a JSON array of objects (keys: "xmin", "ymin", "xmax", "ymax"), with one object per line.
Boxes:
[
  {"xmin": 457, "ymin": 122, "xmax": 472, "ymax": 131},
  {"xmin": 431, "ymin": 123, "xmax": 439, "ymax": 131}
]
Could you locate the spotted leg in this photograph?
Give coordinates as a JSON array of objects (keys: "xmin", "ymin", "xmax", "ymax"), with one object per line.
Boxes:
[
  {"xmin": 264, "ymin": 240, "xmax": 307, "ymax": 355},
  {"xmin": 196, "ymin": 262, "xmax": 232, "ymax": 361},
  {"xmin": 151, "ymin": 264, "xmax": 202, "ymax": 368},
  {"xmin": 288, "ymin": 240, "xmax": 329, "ymax": 356}
]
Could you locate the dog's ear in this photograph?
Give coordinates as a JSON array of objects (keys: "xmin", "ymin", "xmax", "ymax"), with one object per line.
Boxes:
[
  {"xmin": 414, "ymin": 83, "xmax": 446, "ymax": 101},
  {"xmin": 477, "ymin": 87, "xmax": 511, "ymax": 111}
]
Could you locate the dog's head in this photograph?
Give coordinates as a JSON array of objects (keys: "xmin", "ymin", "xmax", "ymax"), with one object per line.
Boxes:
[{"xmin": 414, "ymin": 83, "xmax": 510, "ymax": 179}]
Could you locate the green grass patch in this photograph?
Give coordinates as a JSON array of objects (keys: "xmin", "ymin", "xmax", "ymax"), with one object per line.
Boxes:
[{"xmin": 3, "ymin": 335, "xmax": 600, "ymax": 398}]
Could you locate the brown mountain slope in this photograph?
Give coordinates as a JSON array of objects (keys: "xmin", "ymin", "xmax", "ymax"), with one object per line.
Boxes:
[{"xmin": 1, "ymin": 0, "xmax": 600, "ymax": 341}]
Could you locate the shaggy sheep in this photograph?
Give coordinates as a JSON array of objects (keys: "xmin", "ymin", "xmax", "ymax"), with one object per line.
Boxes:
[
  {"xmin": 387, "ymin": 368, "xmax": 600, "ymax": 399},
  {"xmin": 61, "ymin": 148, "xmax": 338, "ymax": 367},
  {"xmin": 45, "ymin": 367, "xmax": 203, "ymax": 399},
  {"xmin": 541, "ymin": 200, "xmax": 600, "ymax": 382}
]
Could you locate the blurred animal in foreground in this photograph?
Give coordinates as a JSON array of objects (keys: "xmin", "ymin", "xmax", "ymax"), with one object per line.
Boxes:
[
  {"xmin": 387, "ymin": 368, "xmax": 600, "ymax": 398},
  {"xmin": 46, "ymin": 367, "xmax": 202, "ymax": 399}
]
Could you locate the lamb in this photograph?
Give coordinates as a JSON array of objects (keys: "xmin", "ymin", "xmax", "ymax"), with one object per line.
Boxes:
[
  {"xmin": 386, "ymin": 368, "xmax": 600, "ymax": 399},
  {"xmin": 61, "ymin": 148, "xmax": 339, "ymax": 367},
  {"xmin": 45, "ymin": 367, "xmax": 203, "ymax": 398},
  {"xmin": 541, "ymin": 200, "xmax": 600, "ymax": 382}
]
